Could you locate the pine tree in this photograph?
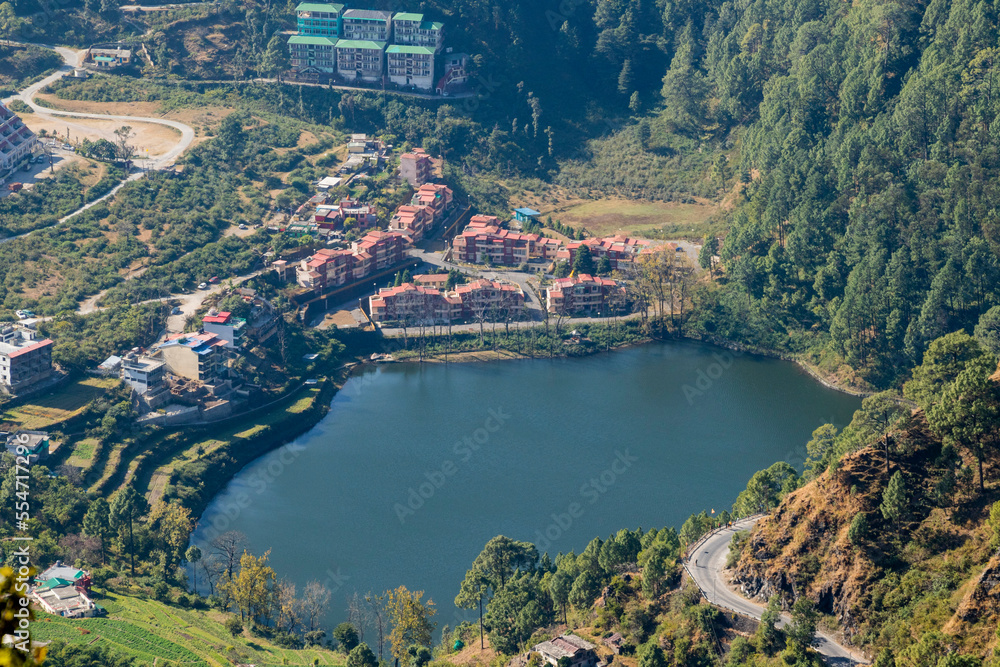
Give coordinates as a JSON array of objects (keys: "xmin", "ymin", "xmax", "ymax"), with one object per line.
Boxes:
[{"xmin": 881, "ymin": 471, "xmax": 908, "ymax": 528}]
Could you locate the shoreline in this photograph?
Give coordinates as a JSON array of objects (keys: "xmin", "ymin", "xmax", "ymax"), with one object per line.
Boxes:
[{"xmin": 381, "ymin": 329, "xmax": 877, "ymax": 400}]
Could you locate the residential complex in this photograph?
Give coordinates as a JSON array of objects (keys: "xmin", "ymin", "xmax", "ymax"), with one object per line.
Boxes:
[
  {"xmin": 0, "ymin": 102, "xmax": 38, "ymax": 177},
  {"xmin": 0, "ymin": 324, "xmax": 53, "ymax": 394},
  {"xmin": 153, "ymin": 331, "xmax": 232, "ymax": 397},
  {"xmin": 556, "ymin": 235, "xmax": 652, "ymax": 270},
  {"xmin": 296, "ymin": 230, "xmax": 408, "ymax": 290},
  {"xmin": 314, "ymin": 197, "xmax": 378, "ymax": 230},
  {"xmin": 33, "ymin": 568, "xmax": 100, "ymax": 618},
  {"xmin": 121, "ymin": 349, "xmax": 169, "ymax": 407},
  {"xmin": 288, "ymin": 5, "xmax": 447, "ymax": 91},
  {"xmin": 546, "ymin": 274, "xmax": 626, "ymax": 315},
  {"xmin": 369, "ymin": 278, "xmax": 524, "ymax": 325},
  {"xmin": 452, "ymin": 215, "xmax": 560, "ymax": 266},
  {"xmin": 387, "ymin": 183, "xmax": 454, "ymax": 242}
]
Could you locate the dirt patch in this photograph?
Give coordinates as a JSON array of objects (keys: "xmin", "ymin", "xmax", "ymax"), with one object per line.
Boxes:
[{"xmin": 23, "ymin": 111, "xmax": 182, "ymax": 158}]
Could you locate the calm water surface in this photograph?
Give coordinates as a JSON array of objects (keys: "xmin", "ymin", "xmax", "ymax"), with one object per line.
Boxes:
[{"xmin": 191, "ymin": 341, "xmax": 860, "ymax": 630}]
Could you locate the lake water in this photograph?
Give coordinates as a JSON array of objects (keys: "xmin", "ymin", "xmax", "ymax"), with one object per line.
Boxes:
[{"xmin": 190, "ymin": 341, "xmax": 860, "ymax": 632}]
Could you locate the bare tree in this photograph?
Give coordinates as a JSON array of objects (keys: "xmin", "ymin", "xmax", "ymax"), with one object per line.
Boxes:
[
  {"xmin": 114, "ymin": 125, "xmax": 137, "ymax": 164},
  {"xmin": 211, "ymin": 530, "xmax": 248, "ymax": 581},
  {"xmin": 347, "ymin": 592, "xmax": 370, "ymax": 642},
  {"xmin": 365, "ymin": 591, "xmax": 388, "ymax": 664},
  {"xmin": 300, "ymin": 580, "xmax": 332, "ymax": 632},
  {"xmin": 276, "ymin": 579, "xmax": 300, "ymax": 633}
]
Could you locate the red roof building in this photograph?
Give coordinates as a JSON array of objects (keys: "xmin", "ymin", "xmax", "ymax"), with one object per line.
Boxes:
[{"xmin": 546, "ymin": 274, "xmax": 625, "ymax": 315}]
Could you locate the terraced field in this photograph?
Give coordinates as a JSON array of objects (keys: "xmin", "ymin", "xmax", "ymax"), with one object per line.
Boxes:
[{"xmin": 33, "ymin": 592, "xmax": 345, "ymax": 666}]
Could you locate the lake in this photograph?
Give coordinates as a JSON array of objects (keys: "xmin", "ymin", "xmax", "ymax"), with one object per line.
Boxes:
[{"xmin": 190, "ymin": 341, "xmax": 860, "ymax": 632}]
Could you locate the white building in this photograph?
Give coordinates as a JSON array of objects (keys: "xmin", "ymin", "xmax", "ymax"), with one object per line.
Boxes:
[
  {"xmin": 0, "ymin": 102, "xmax": 38, "ymax": 176},
  {"xmin": 336, "ymin": 39, "xmax": 386, "ymax": 82},
  {"xmin": 0, "ymin": 324, "xmax": 53, "ymax": 394},
  {"xmin": 341, "ymin": 9, "xmax": 393, "ymax": 41},
  {"xmin": 386, "ymin": 45, "xmax": 435, "ymax": 90}
]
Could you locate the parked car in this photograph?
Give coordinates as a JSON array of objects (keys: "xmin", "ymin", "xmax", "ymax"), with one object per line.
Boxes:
[
  {"xmin": 208, "ymin": 276, "xmax": 220, "ymax": 284},
  {"xmin": 170, "ymin": 307, "xmax": 182, "ymax": 315},
  {"xmin": 198, "ymin": 282, "xmax": 209, "ymax": 290},
  {"xmin": 15, "ymin": 310, "xmax": 27, "ymax": 319},
  {"xmin": 238, "ymin": 223, "xmax": 248, "ymax": 230}
]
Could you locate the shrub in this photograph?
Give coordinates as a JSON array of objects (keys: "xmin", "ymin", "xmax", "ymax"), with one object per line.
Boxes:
[{"xmin": 225, "ymin": 616, "xmax": 243, "ymax": 637}]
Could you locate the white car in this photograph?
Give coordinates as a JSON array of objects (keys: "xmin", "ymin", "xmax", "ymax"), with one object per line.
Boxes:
[
  {"xmin": 238, "ymin": 223, "xmax": 248, "ymax": 230},
  {"xmin": 198, "ymin": 282, "xmax": 209, "ymax": 290},
  {"xmin": 170, "ymin": 306, "xmax": 182, "ymax": 315}
]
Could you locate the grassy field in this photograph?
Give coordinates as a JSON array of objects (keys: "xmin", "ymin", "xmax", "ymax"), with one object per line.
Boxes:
[
  {"xmin": 537, "ymin": 197, "xmax": 721, "ymax": 239},
  {"xmin": 64, "ymin": 437, "xmax": 99, "ymax": 468},
  {"xmin": 33, "ymin": 592, "xmax": 345, "ymax": 666},
  {"xmin": 0, "ymin": 376, "xmax": 117, "ymax": 430}
]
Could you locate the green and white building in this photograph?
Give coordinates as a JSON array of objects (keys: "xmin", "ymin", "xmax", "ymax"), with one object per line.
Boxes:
[
  {"xmin": 336, "ymin": 39, "xmax": 387, "ymax": 82},
  {"xmin": 386, "ymin": 45, "xmax": 435, "ymax": 90},
  {"xmin": 391, "ymin": 12, "xmax": 444, "ymax": 53},
  {"xmin": 295, "ymin": 2, "xmax": 343, "ymax": 37},
  {"xmin": 288, "ymin": 35, "xmax": 338, "ymax": 73}
]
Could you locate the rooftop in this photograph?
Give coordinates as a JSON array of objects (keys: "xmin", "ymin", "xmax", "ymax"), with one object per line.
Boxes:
[
  {"xmin": 295, "ymin": 1, "xmax": 344, "ymax": 12},
  {"xmin": 393, "ymin": 12, "xmax": 423, "ymax": 21},
  {"xmin": 342, "ymin": 8, "xmax": 392, "ymax": 20},
  {"xmin": 335, "ymin": 39, "xmax": 387, "ymax": 50},
  {"xmin": 288, "ymin": 35, "xmax": 339, "ymax": 46},
  {"xmin": 387, "ymin": 45, "xmax": 436, "ymax": 55}
]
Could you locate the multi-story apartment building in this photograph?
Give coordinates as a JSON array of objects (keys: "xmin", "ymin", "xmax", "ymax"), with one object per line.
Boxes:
[
  {"xmin": 336, "ymin": 39, "xmax": 386, "ymax": 82},
  {"xmin": 556, "ymin": 235, "xmax": 651, "ymax": 270},
  {"xmin": 154, "ymin": 332, "xmax": 230, "ymax": 386},
  {"xmin": 386, "ymin": 45, "xmax": 435, "ymax": 90},
  {"xmin": 452, "ymin": 216, "xmax": 539, "ymax": 266},
  {"xmin": 295, "ymin": 2, "xmax": 343, "ymax": 37},
  {"xmin": 341, "ymin": 9, "xmax": 393, "ymax": 41},
  {"xmin": 369, "ymin": 279, "xmax": 523, "ymax": 325},
  {"xmin": 391, "ymin": 12, "xmax": 444, "ymax": 52},
  {"xmin": 297, "ymin": 230, "xmax": 408, "ymax": 290},
  {"xmin": 288, "ymin": 35, "xmax": 338, "ymax": 72},
  {"xmin": 399, "ymin": 148, "xmax": 433, "ymax": 186},
  {"xmin": 0, "ymin": 324, "xmax": 53, "ymax": 394},
  {"xmin": 412, "ymin": 182, "xmax": 453, "ymax": 216},
  {"xmin": 202, "ymin": 311, "xmax": 247, "ymax": 349},
  {"xmin": 546, "ymin": 274, "xmax": 625, "ymax": 315},
  {"xmin": 121, "ymin": 349, "xmax": 169, "ymax": 408},
  {"xmin": 0, "ymin": 102, "xmax": 37, "ymax": 176},
  {"xmin": 314, "ymin": 198, "xmax": 378, "ymax": 229},
  {"xmin": 389, "ymin": 204, "xmax": 434, "ymax": 242}
]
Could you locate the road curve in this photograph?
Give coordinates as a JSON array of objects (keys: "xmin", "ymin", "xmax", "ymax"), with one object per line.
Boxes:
[
  {"xmin": 1, "ymin": 42, "xmax": 196, "ymax": 241},
  {"xmin": 684, "ymin": 517, "xmax": 868, "ymax": 666}
]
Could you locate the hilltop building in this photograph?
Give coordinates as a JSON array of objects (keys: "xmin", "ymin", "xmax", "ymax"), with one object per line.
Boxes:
[
  {"xmin": 391, "ymin": 12, "xmax": 444, "ymax": 52},
  {"xmin": 399, "ymin": 147, "xmax": 433, "ymax": 186},
  {"xmin": 335, "ymin": 39, "xmax": 387, "ymax": 82},
  {"xmin": 386, "ymin": 45, "xmax": 435, "ymax": 89},
  {"xmin": 288, "ymin": 35, "xmax": 338, "ymax": 72}
]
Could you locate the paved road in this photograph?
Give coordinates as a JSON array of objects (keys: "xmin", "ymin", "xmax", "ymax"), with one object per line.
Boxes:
[
  {"xmin": 685, "ymin": 518, "xmax": 868, "ymax": 666},
  {"xmin": 1, "ymin": 42, "xmax": 196, "ymax": 242}
]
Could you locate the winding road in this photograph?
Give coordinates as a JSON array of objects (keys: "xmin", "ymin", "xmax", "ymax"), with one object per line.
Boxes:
[
  {"xmin": 684, "ymin": 517, "xmax": 868, "ymax": 666},
  {"xmin": 1, "ymin": 43, "xmax": 196, "ymax": 239}
]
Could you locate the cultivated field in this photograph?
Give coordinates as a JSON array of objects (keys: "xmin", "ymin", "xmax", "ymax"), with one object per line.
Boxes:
[
  {"xmin": 0, "ymin": 376, "xmax": 117, "ymax": 430},
  {"xmin": 33, "ymin": 592, "xmax": 345, "ymax": 666}
]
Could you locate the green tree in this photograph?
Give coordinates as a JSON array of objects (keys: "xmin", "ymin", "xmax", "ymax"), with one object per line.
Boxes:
[
  {"xmin": 455, "ymin": 568, "xmax": 489, "ymax": 648},
  {"xmin": 225, "ymin": 616, "xmax": 243, "ymax": 637},
  {"xmin": 333, "ymin": 622, "xmax": 360, "ymax": 652},
  {"xmin": 347, "ymin": 642, "xmax": 377, "ymax": 667},
  {"xmin": 185, "ymin": 546, "xmax": 202, "ymax": 592},
  {"xmin": 904, "ymin": 332, "xmax": 982, "ymax": 411},
  {"xmin": 853, "ymin": 392, "xmax": 907, "ymax": 473},
  {"xmin": 881, "ymin": 471, "xmax": 909, "ymax": 528},
  {"xmin": 756, "ymin": 595, "xmax": 783, "ymax": 654},
  {"xmin": 109, "ymin": 485, "xmax": 149, "ymax": 577},
  {"xmin": 469, "ymin": 536, "xmax": 538, "ymax": 592},
  {"xmin": 215, "ymin": 115, "xmax": 248, "ymax": 166},
  {"xmin": 82, "ymin": 497, "xmax": 112, "ymax": 564},
  {"xmin": 848, "ymin": 512, "xmax": 868, "ymax": 546},
  {"xmin": 927, "ymin": 354, "xmax": 1000, "ymax": 493},
  {"xmin": 786, "ymin": 598, "xmax": 818, "ymax": 658},
  {"xmin": 568, "ymin": 570, "xmax": 601, "ymax": 609},
  {"xmin": 262, "ymin": 35, "xmax": 290, "ymax": 81},
  {"xmin": 804, "ymin": 424, "xmax": 838, "ymax": 477},
  {"xmin": 572, "ymin": 245, "xmax": 595, "ymax": 275},
  {"xmin": 636, "ymin": 641, "xmax": 668, "ymax": 667},
  {"xmin": 974, "ymin": 306, "xmax": 1000, "ymax": 357},
  {"xmin": 385, "ymin": 586, "xmax": 436, "ymax": 661}
]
